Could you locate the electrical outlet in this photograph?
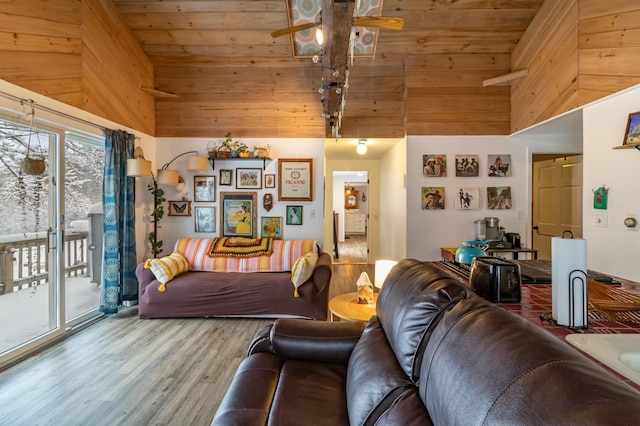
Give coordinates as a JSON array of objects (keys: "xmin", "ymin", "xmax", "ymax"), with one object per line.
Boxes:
[
  {"xmin": 595, "ymin": 214, "xmax": 608, "ymax": 228},
  {"xmin": 518, "ymin": 210, "xmax": 524, "ymax": 220},
  {"xmin": 310, "ymin": 209, "xmax": 315, "ymax": 219}
]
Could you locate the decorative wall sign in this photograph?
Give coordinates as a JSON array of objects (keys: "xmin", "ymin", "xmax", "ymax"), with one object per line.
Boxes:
[
  {"xmin": 194, "ymin": 176, "xmax": 216, "ymax": 202},
  {"xmin": 455, "ymin": 187, "xmax": 480, "ymax": 210},
  {"xmin": 194, "ymin": 206, "xmax": 215, "ymax": 232},
  {"xmin": 423, "ymin": 154, "xmax": 447, "ymax": 177},
  {"xmin": 455, "ymin": 154, "xmax": 480, "ymax": 177},
  {"xmin": 261, "ymin": 216, "xmax": 283, "ymax": 239},
  {"xmin": 279, "ymin": 158, "xmax": 313, "ymax": 201},
  {"xmin": 168, "ymin": 200, "xmax": 191, "ymax": 216},
  {"xmin": 487, "ymin": 186, "xmax": 512, "ymax": 210},
  {"xmin": 220, "ymin": 192, "xmax": 257, "ymax": 238},
  {"xmin": 593, "ymin": 185, "xmax": 609, "ymax": 210},
  {"xmin": 286, "ymin": 205, "xmax": 303, "ymax": 225},
  {"xmin": 422, "ymin": 187, "xmax": 445, "ymax": 210},
  {"xmin": 263, "ymin": 193, "xmax": 274, "ymax": 212},
  {"xmin": 488, "ymin": 154, "xmax": 511, "ymax": 177}
]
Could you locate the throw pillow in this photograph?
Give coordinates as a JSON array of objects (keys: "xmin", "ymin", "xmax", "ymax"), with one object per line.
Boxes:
[
  {"xmin": 290, "ymin": 251, "xmax": 319, "ymax": 297},
  {"xmin": 144, "ymin": 251, "xmax": 189, "ymax": 292}
]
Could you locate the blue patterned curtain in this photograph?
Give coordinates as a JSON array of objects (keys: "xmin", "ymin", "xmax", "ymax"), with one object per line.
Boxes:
[{"xmin": 101, "ymin": 129, "xmax": 137, "ymax": 313}]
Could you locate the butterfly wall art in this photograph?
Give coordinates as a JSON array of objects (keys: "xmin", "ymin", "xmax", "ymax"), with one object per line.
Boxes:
[{"xmin": 168, "ymin": 200, "xmax": 192, "ymax": 216}]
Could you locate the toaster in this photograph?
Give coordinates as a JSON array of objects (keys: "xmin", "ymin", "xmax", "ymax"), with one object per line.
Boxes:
[{"xmin": 469, "ymin": 257, "xmax": 521, "ymax": 303}]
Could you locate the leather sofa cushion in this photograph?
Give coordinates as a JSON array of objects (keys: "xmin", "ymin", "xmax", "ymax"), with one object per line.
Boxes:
[
  {"xmin": 346, "ymin": 319, "xmax": 415, "ymax": 425},
  {"xmin": 373, "ymin": 387, "xmax": 433, "ymax": 426},
  {"xmin": 270, "ymin": 319, "xmax": 365, "ymax": 364},
  {"xmin": 420, "ymin": 297, "xmax": 640, "ymax": 425},
  {"xmin": 213, "ymin": 353, "xmax": 283, "ymax": 425},
  {"xmin": 268, "ymin": 360, "xmax": 349, "ymax": 425},
  {"xmin": 376, "ymin": 259, "xmax": 472, "ymax": 381}
]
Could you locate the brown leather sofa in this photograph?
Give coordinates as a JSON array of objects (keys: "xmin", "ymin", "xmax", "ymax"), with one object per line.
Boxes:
[{"xmin": 212, "ymin": 259, "xmax": 640, "ymax": 425}]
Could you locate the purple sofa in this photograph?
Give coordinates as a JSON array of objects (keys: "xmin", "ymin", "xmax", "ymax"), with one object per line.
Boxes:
[{"xmin": 136, "ymin": 252, "xmax": 331, "ymax": 320}]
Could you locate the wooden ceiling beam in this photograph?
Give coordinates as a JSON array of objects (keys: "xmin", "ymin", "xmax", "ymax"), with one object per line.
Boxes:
[{"xmin": 321, "ymin": 0, "xmax": 355, "ymax": 137}]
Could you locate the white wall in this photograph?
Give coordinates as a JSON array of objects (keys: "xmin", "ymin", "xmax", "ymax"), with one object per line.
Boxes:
[
  {"xmin": 150, "ymin": 137, "xmax": 326, "ymax": 256},
  {"xmin": 332, "ymin": 174, "xmax": 348, "ymax": 242},
  {"xmin": 379, "ymin": 140, "xmax": 406, "ymax": 260},
  {"xmin": 582, "ymin": 85, "xmax": 640, "ymax": 281},
  {"xmin": 406, "ymin": 136, "xmax": 538, "ymax": 260}
]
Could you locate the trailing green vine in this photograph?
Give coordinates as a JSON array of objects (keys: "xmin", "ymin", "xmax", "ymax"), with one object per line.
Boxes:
[{"xmin": 148, "ymin": 179, "xmax": 166, "ymax": 258}]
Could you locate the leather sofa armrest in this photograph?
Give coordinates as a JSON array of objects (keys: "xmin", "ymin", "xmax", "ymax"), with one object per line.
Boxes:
[
  {"xmin": 247, "ymin": 324, "xmax": 275, "ymax": 356},
  {"xmin": 270, "ymin": 318, "xmax": 365, "ymax": 364}
]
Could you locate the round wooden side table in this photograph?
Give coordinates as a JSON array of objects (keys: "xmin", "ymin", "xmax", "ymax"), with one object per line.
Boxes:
[{"xmin": 329, "ymin": 292, "xmax": 378, "ymax": 322}]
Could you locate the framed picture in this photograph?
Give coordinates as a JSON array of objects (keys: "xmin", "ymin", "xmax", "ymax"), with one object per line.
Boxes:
[
  {"xmin": 219, "ymin": 169, "xmax": 233, "ymax": 186},
  {"xmin": 487, "ymin": 186, "xmax": 512, "ymax": 210},
  {"xmin": 278, "ymin": 158, "xmax": 313, "ymax": 201},
  {"xmin": 422, "ymin": 187, "xmax": 445, "ymax": 210},
  {"xmin": 261, "ymin": 216, "xmax": 283, "ymax": 239},
  {"xmin": 194, "ymin": 206, "xmax": 215, "ymax": 232},
  {"xmin": 623, "ymin": 111, "xmax": 640, "ymax": 145},
  {"xmin": 423, "ymin": 154, "xmax": 447, "ymax": 177},
  {"xmin": 455, "ymin": 155, "xmax": 480, "ymax": 177},
  {"xmin": 265, "ymin": 173, "xmax": 276, "ymax": 188},
  {"xmin": 286, "ymin": 205, "xmax": 303, "ymax": 225},
  {"xmin": 345, "ymin": 190, "xmax": 358, "ymax": 210},
  {"xmin": 168, "ymin": 200, "xmax": 191, "ymax": 216},
  {"xmin": 194, "ymin": 176, "xmax": 216, "ymax": 202},
  {"xmin": 488, "ymin": 154, "xmax": 511, "ymax": 177},
  {"xmin": 220, "ymin": 192, "xmax": 257, "ymax": 238},
  {"xmin": 236, "ymin": 168, "xmax": 262, "ymax": 189},
  {"xmin": 455, "ymin": 187, "xmax": 480, "ymax": 210}
]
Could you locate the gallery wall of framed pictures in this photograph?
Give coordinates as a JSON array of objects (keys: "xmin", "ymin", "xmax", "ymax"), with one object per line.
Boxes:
[
  {"xmin": 421, "ymin": 154, "xmax": 514, "ymax": 211},
  {"xmin": 165, "ymin": 155, "xmax": 315, "ymax": 241}
]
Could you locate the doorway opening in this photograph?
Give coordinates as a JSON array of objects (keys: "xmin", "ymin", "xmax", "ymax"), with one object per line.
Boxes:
[{"xmin": 333, "ymin": 171, "xmax": 368, "ymax": 264}]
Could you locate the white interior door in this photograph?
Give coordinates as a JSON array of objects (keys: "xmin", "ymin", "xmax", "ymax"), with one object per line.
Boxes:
[{"xmin": 532, "ymin": 155, "xmax": 583, "ymax": 260}]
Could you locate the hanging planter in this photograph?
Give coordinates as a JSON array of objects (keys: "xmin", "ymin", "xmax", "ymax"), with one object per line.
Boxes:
[
  {"xmin": 20, "ymin": 106, "xmax": 47, "ymax": 176},
  {"xmin": 20, "ymin": 156, "xmax": 46, "ymax": 175}
]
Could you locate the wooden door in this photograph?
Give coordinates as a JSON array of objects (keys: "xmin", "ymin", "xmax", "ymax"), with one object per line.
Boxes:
[{"xmin": 532, "ymin": 155, "xmax": 583, "ymax": 260}]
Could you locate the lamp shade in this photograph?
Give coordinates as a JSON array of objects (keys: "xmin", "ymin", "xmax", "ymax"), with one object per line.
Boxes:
[
  {"xmin": 157, "ymin": 169, "xmax": 180, "ymax": 186},
  {"xmin": 186, "ymin": 155, "xmax": 209, "ymax": 171},
  {"xmin": 126, "ymin": 158, "xmax": 152, "ymax": 177},
  {"xmin": 374, "ymin": 260, "xmax": 398, "ymax": 289}
]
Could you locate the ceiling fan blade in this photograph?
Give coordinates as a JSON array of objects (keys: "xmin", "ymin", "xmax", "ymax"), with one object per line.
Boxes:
[
  {"xmin": 271, "ymin": 22, "xmax": 317, "ymax": 38},
  {"xmin": 353, "ymin": 16, "xmax": 405, "ymax": 30}
]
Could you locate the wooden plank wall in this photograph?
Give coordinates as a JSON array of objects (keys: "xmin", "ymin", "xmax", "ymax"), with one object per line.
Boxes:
[
  {"xmin": 511, "ymin": 0, "xmax": 640, "ymax": 133},
  {"xmin": 405, "ymin": 53, "xmax": 512, "ymax": 135},
  {"xmin": 0, "ymin": 0, "xmax": 154, "ymax": 135}
]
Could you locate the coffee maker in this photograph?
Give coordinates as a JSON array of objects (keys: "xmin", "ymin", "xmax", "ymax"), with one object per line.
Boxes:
[{"xmin": 484, "ymin": 217, "xmax": 504, "ymax": 241}]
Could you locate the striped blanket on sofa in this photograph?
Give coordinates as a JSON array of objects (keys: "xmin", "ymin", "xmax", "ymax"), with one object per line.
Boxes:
[{"xmin": 174, "ymin": 238, "xmax": 319, "ymax": 273}]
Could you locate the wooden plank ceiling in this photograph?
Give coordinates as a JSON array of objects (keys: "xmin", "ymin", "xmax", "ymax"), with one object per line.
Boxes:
[{"xmin": 112, "ymin": 0, "xmax": 544, "ymax": 138}]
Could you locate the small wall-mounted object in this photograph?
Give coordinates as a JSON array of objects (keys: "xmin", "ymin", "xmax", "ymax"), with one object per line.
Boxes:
[
  {"xmin": 624, "ymin": 215, "xmax": 639, "ymax": 231},
  {"xmin": 593, "ymin": 185, "xmax": 609, "ymax": 210}
]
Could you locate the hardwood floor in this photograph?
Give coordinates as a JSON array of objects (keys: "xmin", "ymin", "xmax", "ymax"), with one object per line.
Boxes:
[
  {"xmin": 334, "ymin": 233, "xmax": 368, "ymax": 264},
  {"xmin": 0, "ymin": 263, "xmax": 374, "ymax": 426}
]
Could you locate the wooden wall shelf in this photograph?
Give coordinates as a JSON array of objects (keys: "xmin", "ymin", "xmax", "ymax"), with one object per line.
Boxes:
[
  {"xmin": 209, "ymin": 157, "xmax": 272, "ymax": 170},
  {"xmin": 613, "ymin": 142, "xmax": 640, "ymax": 150}
]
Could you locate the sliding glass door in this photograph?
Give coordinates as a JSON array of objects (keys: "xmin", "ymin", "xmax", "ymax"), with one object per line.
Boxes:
[{"xmin": 0, "ymin": 114, "xmax": 104, "ymax": 367}]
